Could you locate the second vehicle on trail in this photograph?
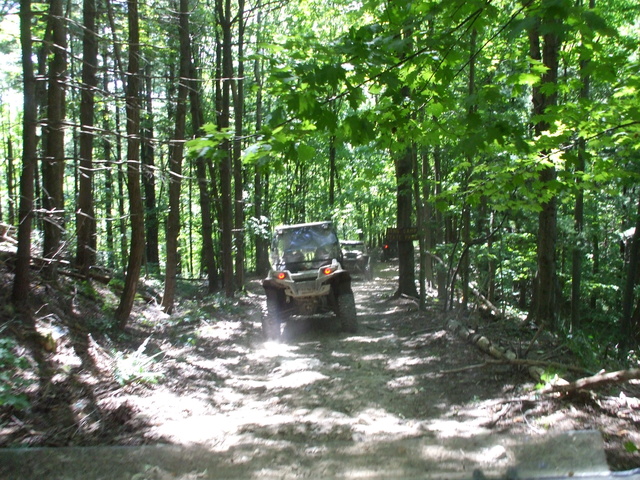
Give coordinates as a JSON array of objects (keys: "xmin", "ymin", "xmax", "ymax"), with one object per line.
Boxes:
[
  {"xmin": 261, "ymin": 221, "xmax": 358, "ymax": 340},
  {"xmin": 340, "ymin": 240, "xmax": 373, "ymax": 280}
]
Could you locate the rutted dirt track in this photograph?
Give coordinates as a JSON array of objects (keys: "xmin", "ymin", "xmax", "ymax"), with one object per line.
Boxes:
[
  {"xmin": 131, "ymin": 263, "xmax": 530, "ymax": 449},
  {"xmin": 1, "ymin": 262, "xmax": 640, "ymax": 478}
]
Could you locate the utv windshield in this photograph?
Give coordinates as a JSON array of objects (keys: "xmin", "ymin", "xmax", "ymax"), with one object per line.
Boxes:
[{"xmin": 271, "ymin": 224, "xmax": 341, "ymax": 272}]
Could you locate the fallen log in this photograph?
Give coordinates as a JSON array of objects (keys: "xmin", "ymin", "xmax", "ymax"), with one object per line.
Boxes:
[
  {"xmin": 445, "ymin": 319, "xmax": 589, "ymax": 383},
  {"xmin": 542, "ymin": 368, "xmax": 640, "ymax": 394},
  {"xmin": 440, "ymin": 358, "xmax": 592, "ymax": 376}
]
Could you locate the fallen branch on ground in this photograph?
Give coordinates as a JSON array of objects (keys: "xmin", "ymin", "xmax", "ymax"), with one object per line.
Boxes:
[
  {"xmin": 440, "ymin": 358, "xmax": 592, "ymax": 375},
  {"xmin": 542, "ymin": 368, "xmax": 640, "ymax": 394},
  {"xmin": 445, "ymin": 319, "xmax": 590, "ymax": 383}
]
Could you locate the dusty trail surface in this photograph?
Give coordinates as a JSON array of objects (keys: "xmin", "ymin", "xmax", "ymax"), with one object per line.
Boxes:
[{"xmin": 1, "ymin": 262, "xmax": 639, "ymax": 478}]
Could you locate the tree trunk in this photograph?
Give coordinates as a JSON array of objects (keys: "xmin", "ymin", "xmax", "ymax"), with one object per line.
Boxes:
[
  {"xmin": 142, "ymin": 64, "xmax": 159, "ymax": 270},
  {"xmin": 461, "ymin": 29, "xmax": 477, "ymax": 311},
  {"xmin": 433, "ymin": 146, "xmax": 447, "ymax": 307},
  {"xmin": 394, "ymin": 22, "xmax": 418, "ymax": 299},
  {"xmin": 42, "ymin": 0, "xmax": 67, "ymax": 277},
  {"xmin": 621, "ymin": 192, "xmax": 640, "ymax": 349},
  {"xmin": 218, "ymin": 0, "xmax": 235, "ymax": 297},
  {"xmin": 100, "ymin": 52, "xmax": 116, "ymax": 269},
  {"xmin": 161, "ymin": 0, "xmax": 190, "ymax": 314},
  {"xmin": 329, "ymin": 135, "xmax": 336, "ymax": 208},
  {"xmin": 253, "ymin": 3, "xmax": 270, "ymax": 276},
  {"xmin": 116, "ymin": 110, "xmax": 128, "ymax": 270},
  {"xmin": 12, "ymin": 0, "xmax": 38, "ymax": 310},
  {"xmin": 571, "ymin": 0, "xmax": 594, "ymax": 332},
  {"xmin": 7, "ymin": 137, "xmax": 16, "ymax": 226},
  {"xmin": 76, "ymin": 0, "xmax": 98, "ymax": 276},
  {"xmin": 414, "ymin": 149, "xmax": 427, "ymax": 309},
  {"xmin": 115, "ymin": 0, "xmax": 144, "ymax": 329},
  {"xmin": 233, "ymin": 0, "xmax": 246, "ymax": 289},
  {"xmin": 395, "ymin": 145, "xmax": 418, "ymax": 298},
  {"xmin": 188, "ymin": 46, "xmax": 218, "ymax": 292},
  {"xmin": 528, "ymin": 6, "xmax": 561, "ymax": 328}
]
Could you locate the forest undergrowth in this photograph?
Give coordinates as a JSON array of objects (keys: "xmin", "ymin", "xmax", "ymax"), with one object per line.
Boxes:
[{"xmin": 1, "ymin": 256, "xmax": 639, "ymax": 473}]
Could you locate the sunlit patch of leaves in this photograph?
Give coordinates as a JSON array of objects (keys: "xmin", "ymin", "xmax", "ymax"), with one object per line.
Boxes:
[
  {"xmin": 113, "ymin": 337, "xmax": 164, "ymax": 386},
  {"xmin": 535, "ymin": 369, "xmax": 564, "ymax": 391}
]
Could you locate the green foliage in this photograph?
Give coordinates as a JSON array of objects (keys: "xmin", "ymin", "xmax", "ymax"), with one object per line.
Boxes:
[
  {"xmin": 535, "ymin": 369, "xmax": 564, "ymax": 391},
  {"xmin": 113, "ymin": 337, "xmax": 163, "ymax": 386},
  {"xmin": 0, "ymin": 335, "xmax": 31, "ymax": 410}
]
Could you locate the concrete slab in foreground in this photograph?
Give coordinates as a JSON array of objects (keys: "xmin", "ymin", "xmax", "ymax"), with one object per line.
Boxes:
[{"xmin": 0, "ymin": 430, "xmax": 626, "ymax": 480}]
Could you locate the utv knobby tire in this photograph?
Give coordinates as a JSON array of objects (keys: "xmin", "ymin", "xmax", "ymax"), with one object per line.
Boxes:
[
  {"xmin": 263, "ymin": 291, "xmax": 283, "ymax": 340},
  {"xmin": 364, "ymin": 263, "xmax": 373, "ymax": 281},
  {"xmin": 337, "ymin": 292, "xmax": 357, "ymax": 333}
]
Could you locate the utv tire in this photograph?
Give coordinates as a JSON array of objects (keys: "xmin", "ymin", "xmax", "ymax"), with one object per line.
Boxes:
[
  {"xmin": 263, "ymin": 289, "xmax": 283, "ymax": 340},
  {"xmin": 262, "ymin": 315, "xmax": 281, "ymax": 341},
  {"xmin": 364, "ymin": 263, "xmax": 373, "ymax": 281},
  {"xmin": 337, "ymin": 292, "xmax": 357, "ymax": 333}
]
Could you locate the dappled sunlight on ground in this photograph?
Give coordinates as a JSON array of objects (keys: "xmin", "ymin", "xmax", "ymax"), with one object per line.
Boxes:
[{"xmin": 2, "ymin": 262, "xmax": 638, "ymax": 478}]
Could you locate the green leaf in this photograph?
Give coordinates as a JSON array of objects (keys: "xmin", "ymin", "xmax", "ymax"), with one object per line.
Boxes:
[
  {"xmin": 426, "ymin": 102, "xmax": 444, "ymax": 117},
  {"xmin": 517, "ymin": 73, "xmax": 541, "ymax": 86},
  {"xmin": 297, "ymin": 143, "xmax": 316, "ymax": 161}
]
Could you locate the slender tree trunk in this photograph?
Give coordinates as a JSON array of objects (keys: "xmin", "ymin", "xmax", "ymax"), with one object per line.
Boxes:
[
  {"xmin": 433, "ymin": 146, "xmax": 447, "ymax": 307},
  {"xmin": 329, "ymin": 135, "xmax": 336, "ymax": 208},
  {"xmin": 7, "ymin": 137, "xmax": 16, "ymax": 225},
  {"xmin": 42, "ymin": 0, "xmax": 67, "ymax": 277},
  {"xmin": 188, "ymin": 45, "xmax": 217, "ymax": 291},
  {"xmin": 253, "ymin": 4, "xmax": 270, "ymax": 275},
  {"xmin": 142, "ymin": 64, "xmax": 159, "ymax": 269},
  {"xmin": 233, "ymin": 0, "xmax": 246, "ymax": 289},
  {"xmin": 571, "ymin": 0, "xmax": 594, "ymax": 332},
  {"xmin": 461, "ymin": 28, "xmax": 477, "ymax": 311},
  {"xmin": 101, "ymin": 52, "xmax": 115, "ymax": 269},
  {"xmin": 218, "ymin": 0, "xmax": 235, "ymax": 297},
  {"xmin": 12, "ymin": 0, "xmax": 38, "ymax": 309},
  {"xmin": 423, "ymin": 151, "xmax": 434, "ymax": 289},
  {"xmin": 162, "ymin": 0, "xmax": 190, "ymax": 313},
  {"xmin": 414, "ymin": 149, "xmax": 427, "ymax": 309},
  {"xmin": 115, "ymin": 0, "xmax": 144, "ymax": 329},
  {"xmin": 76, "ymin": 0, "xmax": 98, "ymax": 276}
]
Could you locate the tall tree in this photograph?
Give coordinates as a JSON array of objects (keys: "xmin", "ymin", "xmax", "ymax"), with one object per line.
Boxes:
[
  {"xmin": 142, "ymin": 64, "xmax": 159, "ymax": 270},
  {"xmin": 252, "ymin": 1, "xmax": 269, "ymax": 276},
  {"xmin": 161, "ymin": 0, "xmax": 190, "ymax": 313},
  {"xmin": 115, "ymin": 0, "xmax": 144, "ymax": 329},
  {"xmin": 394, "ymin": 18, "xmax": 418, "ymax": 299},
  {"xmin": 233, "ymin": 0, "xmax": 246, "ymax": 289},
  {"xmin": 570, "ymin": 0, "xmax": 595, "ymax": 332},
  {"xmin": 12, "ymin": 0, "xmax": 38, "ymax": 309},
  {"xmin": 76, "ymin": 0, "xmax": 98, "ymax": 275},
  {"xmin": 41, "ymin": 0, "xmax": 67, "ymax": 276},
  {"xmin": 528, "ymin": 0, "xmax": 564, "ymax": 328},
  {"xmin": 217, "ymin": 0, "xmax": 235, "ymax": 297}
]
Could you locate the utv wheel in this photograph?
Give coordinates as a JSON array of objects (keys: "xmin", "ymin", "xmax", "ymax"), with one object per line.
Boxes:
[
  {"xmin": 263, "ymin": 289, "xmax": 283, "ymax": 340},
  {"xmin": 337, "ymin": 292, "xmax": 357, "ymax": 333},
  {"xmin": 364, "ymin": 263, "xmax": 373, "ymax": 281},
  {"xmin": 262, "ymin": 315, "xmax": 281, "ymax": 340}
]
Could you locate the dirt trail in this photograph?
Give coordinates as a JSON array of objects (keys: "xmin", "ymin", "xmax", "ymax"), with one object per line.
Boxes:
[{"xmin": 138, "ymin": 263, "xmax": 527, "ymax": 448}]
